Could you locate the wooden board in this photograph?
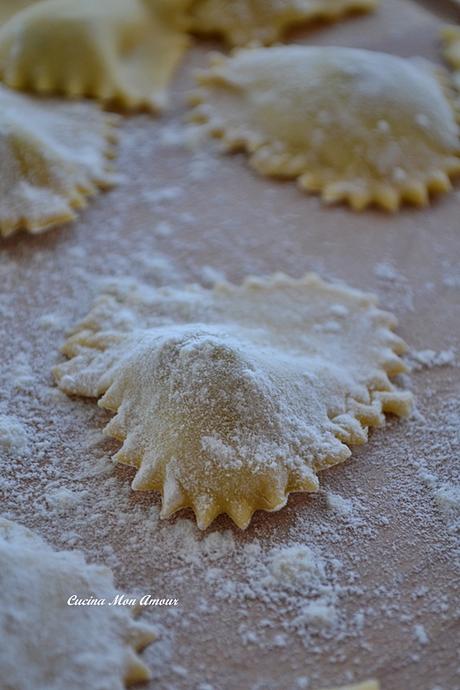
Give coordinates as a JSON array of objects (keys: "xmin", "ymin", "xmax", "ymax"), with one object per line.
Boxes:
[{"xmin": 1, "ymin": 2, "xmax": 459, "ymax": 689}]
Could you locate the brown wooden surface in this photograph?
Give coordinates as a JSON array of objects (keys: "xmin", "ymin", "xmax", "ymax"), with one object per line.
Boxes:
[{"xmin": 1, "ymin": 2, "xmax": 459, "ymax": 689}]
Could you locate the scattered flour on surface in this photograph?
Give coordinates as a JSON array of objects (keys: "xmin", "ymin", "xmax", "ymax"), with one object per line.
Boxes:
[
  {"xmin": 199, "ymin": 265, "xmax": 227, "ymax": 285},
  {"xmin": 373, "ymin": 262, "xmax": 404, "ymax": 281},
  {"xmin": 0, "ymin": 414, "xmax": 28, "ymax": 455},
  {"xmin": 154, "ymin": 221, "xmax": 174, "ymax": 237},
  {"xmin": 325, "ymin": 492, "xmax": 354, "ymax": 517},
  {"xmin": 413, "ymin": 624, "xmax": 429, "ymax": 646},
  {"xmin": 407, "ymin": 349, "xmax": 456, "ymax": 371},
  {"xmin": 142, "ymin": 186, "xmax": 183, "ymax": 204},
  {"xmin": 44, "ymin": 486, "xmax": 90, "ymax": 514},
  {"xmin": 433, "ymin": 484, "xmax": 460, "ymax": 514}
]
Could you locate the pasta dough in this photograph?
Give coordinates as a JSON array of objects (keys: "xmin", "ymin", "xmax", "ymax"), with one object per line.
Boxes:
[
  {"xmin": 53, "ymin": 274, "xmax": 412, "ymax": 530},
  {"xmin": 441, "ymin": 25, "xmax": 460, "ymax": 88},
  {"xmin": 190, "ymin": 46, "xmax": 460, "ymax": 211},
  {"xmin": 0, "ymin": 0, "xmax": 189, "ymax": 110},
  {"xmin": 0, "ymin": 518, "xmax": 156, "ymax": 690},
  {"xmin": 188, "ymin": 0, "xmax": 377, "ymax": 46},
  {"xmin": 0, "ymin": 85, "xmax": 117, "ymax": 237}
]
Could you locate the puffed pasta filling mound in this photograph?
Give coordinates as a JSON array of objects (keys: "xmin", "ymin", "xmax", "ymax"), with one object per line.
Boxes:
[
  {"xmin": 0, "ymin": 518, "xmax": 156, "ymax": 690},
  {"xmin": 190, "ymin": 46, "xmax": 460, "ymax": 211},
  {"xmin": 54, "ymin": 274, "xmax": 412, "ymax": 530},
  {"xmin": 187, "ymin": 0, "xmax": 377, "ymax": 47},
  {"xmin": 0, "ymin": 0, "xmax": 189, "ymax": 110},
  {"xmin": 0, "ymin": 85, "xmax": 118, "ymax": 237}
]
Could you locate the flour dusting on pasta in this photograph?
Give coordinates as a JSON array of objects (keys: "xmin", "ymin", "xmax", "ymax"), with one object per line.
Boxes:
[{"xmin": 54, "ymin": 274, "xmax": 411, "ymax": 529}]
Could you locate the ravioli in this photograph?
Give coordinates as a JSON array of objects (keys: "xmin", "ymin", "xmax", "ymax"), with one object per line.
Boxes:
[
  {"xmin": 188, "ymin": 0, "xmax": 377, "ymax": 46},
  {"xmin": 0, "ymin": 0, "xmax": 189, "ymax": 110},
  {"xmin": 54, "ymin": 274, "xmax": 412, "ymax": 530},
  {"xmin": 0, "ymin": 518, "xmax": 156, "ymax": 690},
  {"xmin": 0, "ymin": 85, "xmax": 117, "ymax": 237},
  {"xmin": 190, "ymin": 46, "xmax": 460, "ymax": 211}
]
